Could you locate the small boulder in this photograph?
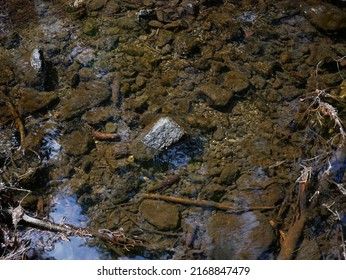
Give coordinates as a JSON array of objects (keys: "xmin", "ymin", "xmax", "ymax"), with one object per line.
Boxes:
[
  {"xmin": 61, "ymin": 130, "xmax": 94, "ymax": 156},
  {"xmin": 222, "ymin": 71, "xmax": 250, "ymax": 93},
  {"xmin": 195, "ymin": 83, "xmax": 233, "ymax": 108},
  {"xmin": 18, "ymin": 88, "xmax": 58, "ymax": 113},
  {"xmin": 206, "ymin": 212, "xmax": 274, "ymax": 259},
  {"xmin": 142, "ymin": 117, "xmax": 185, "ymax": 150},
  {"xmin": 139, "ymin": 199, "xmax": 180, "ymax": 230},
  {"xmin": 58, "ymin": 81, "xmax": 110, "ymax": 120},
  {"xmin": 301, "ymin": 1, "xmax": 346, "ymax": 32}
]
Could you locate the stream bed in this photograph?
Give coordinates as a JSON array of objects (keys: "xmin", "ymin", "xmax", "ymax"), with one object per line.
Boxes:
[{"xmin": 1, "ymin": 0, "xmax": 346, "ymax": 260}]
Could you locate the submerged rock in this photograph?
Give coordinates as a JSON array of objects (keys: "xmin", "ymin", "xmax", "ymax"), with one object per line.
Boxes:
[
  {"xmin": 18, "ymin": 88, "xmax": 58, "ymax": 113},
  {"xmin": 0, "ymin": 60, "xmax": 14, "ymax": 85},
  {"xmin": 61, "ymin": 130, "xmax": 94, "ymax": 156},
  {"xmin": 301, "ymin": 1, "xmax": 346, "ymax": 31},
  {"xmin": 130, "ymin": 117, "xmax": 186, "ymax": 161},
  {"xmin": 195, "ymin": 83, "xmax": 233, "ymax": 108},
  {"xmin": 139, "ymin": 199, "xmax": 180, "ymax": 230},
  {"xmin": 58, "ymin": 81, "xmax": 110, "ymax": 120},
  {"xmin": 142, "ymin": 117, "xmax": 186, "ymax": 150},
  {"xmin": 222, "ymin": 71, "xmax": 250, "ymax": 94},
  {"xmin": 206, "ymin": 212, "xmax": 274, "ymax": 259},
  {"xmin": 30, "ymin": 49, "xmax": 44, "ymax": 72}
]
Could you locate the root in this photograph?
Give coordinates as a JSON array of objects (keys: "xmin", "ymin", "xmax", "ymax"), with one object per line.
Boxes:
[
  {"xmin": 277, "ymin": 179, "xmax": 309, "ymax": 260},
  {"xmin": 277, "ymin": 145, "xmax": 346, "ymax": 259}
]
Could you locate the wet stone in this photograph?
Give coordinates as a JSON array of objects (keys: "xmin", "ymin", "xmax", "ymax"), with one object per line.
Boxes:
[
  {"xmin": 113, "ymin": 16, "xmax": 138, "ymax": 30},
  {"xmin": 88, "ymin": 0, "xmax": 107, "ymax": 11},
  {"xmin": 58, "ymin": 81, "xmax": 110, "ymax": 120},
  {"xmin": 139, "ymin": 199, "xmax": 180, "ymax": 231},
  {"xmin": 301, "ymin": 2, "xmax": 346, "ymax": 32},
  {"xmin": 30, "ymin": 49, "xmax": 44, "ymax": 72},
  {"xmin": 141, "ymin": 117, "xmax": 186, "ymax": 151},
  {"xmin": 195, "ymin": 83, "xmax": 233, "ymax": 108},
  {"xmin": 236, "ymin": 170, "xmax": 274, "ymax": 191},
  {"xmin": 200, "ymin": 184, "xmax": 226, "ymax": 201},
  {"xmin": 206, "ymin": 212, "xmax": 274, "ymax": 259},
  {"xmin": 0, "ymin": 61, "xmax": 14, "ymax": 85},
  {"xmin": 156, "ymin": 30, "xmax": 174, "ymax": 48},
  {"xmin": 213, "ymin": 127, "xmax": 225, "ymax": 141},
  {"xmin": 148, "ymin": 20, "xmax": 164, "ymax": 29},
  {"xmin": 61, "ymin": 130, "xmax": 94, "ymax": 156},
  {"xmin": 218, "ymin": 163, "xmax": 240, "ymax": 184},
  {"xmin": 75, "ymin": 47, "xmax": 96, "ymax": 66},
  {"xmin": 222, "ymin": 71, "xmax": 250, "ymax": 94},
  {"xmin": 82, "ymin": 106, "xmax": 116, "ymax": 124},
  {"xmin": 105, "ymin": 122, "xmax": 117, "ymax": 133},
  {"xmin": 18, "ymin": 88, "xmax": 58, "ymax": 113},
  {"xmin": 173, "ymin": 32, "xmax": 199, "ymax": 56},
  {"xmin": 13, "ymin": 51, "xmax": 43, "ymax": 87},
  {"xmin": 82, "ymin": 19, "xmax": 98, "ymax": 36},
  {"xmin": 79, "ymin": 67, "xmax": 96, "ymax": 81}
]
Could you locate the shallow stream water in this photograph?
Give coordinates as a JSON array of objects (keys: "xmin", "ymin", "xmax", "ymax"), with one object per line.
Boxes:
[{"xmin": 1, "ymin": 0, "xmax": 346, "ymax": 260}]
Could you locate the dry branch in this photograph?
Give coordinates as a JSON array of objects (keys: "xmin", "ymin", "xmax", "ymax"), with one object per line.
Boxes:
[
  {"xmin": 137, "ymin": 193, "xmax": 276, "ymax": 212},
  {"xmin": 2, "ymin": 207, "xmax": 140, "ymax": 252}
]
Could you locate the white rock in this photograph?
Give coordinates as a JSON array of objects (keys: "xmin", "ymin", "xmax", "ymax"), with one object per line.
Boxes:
[
  {"xmin": 141, "ymin": 117, "xmax": 185, "ymax": 150},
  {"xmin": 30, "ymin": 49, "xmax": 43, "ymax": 72}
]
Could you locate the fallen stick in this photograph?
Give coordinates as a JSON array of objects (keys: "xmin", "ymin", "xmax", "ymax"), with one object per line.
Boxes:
[
  {"xmin": 92, "ymin": 130, "xmax": 120, "ymax": 140},
  {"xmin": 2, "ymin": 207, "xmax": 140, "ymax": 252},
  {"xmin": 147, "ymin": 175, "xmax": 180, "ymax": 192},
  {"xmin": 137, "ymin": 193, "xmax": 276, "ymax": 212}
]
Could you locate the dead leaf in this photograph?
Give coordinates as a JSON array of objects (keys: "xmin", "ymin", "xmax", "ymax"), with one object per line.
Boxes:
[{"xmin": 12, "ymin": 205, "xmax": 24, "ymax": 228}]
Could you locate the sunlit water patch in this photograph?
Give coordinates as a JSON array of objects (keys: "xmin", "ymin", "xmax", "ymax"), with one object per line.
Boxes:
[
  {"xmin": 40, "ymin": 123, "xmax": 62, "ymax": 164},
  {"xmin": 26, "ymin": 192, "xmax": 111, "ymax": 259}
]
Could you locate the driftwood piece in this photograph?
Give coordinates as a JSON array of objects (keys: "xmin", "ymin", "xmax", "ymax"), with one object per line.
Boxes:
[{"xmin": 137, "ymin": 193, "xmax": 276, "ymax": 212}]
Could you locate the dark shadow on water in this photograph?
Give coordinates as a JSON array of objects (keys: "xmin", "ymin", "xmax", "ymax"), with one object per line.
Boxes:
[{"xmin": 152, "ymin": 136, "xmax": 205, "ymax": 171}]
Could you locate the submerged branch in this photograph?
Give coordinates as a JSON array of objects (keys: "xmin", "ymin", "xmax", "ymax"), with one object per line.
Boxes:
[{"xmin": 137, "ymin": 193, "xmax": 276, "ymax": 212}]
